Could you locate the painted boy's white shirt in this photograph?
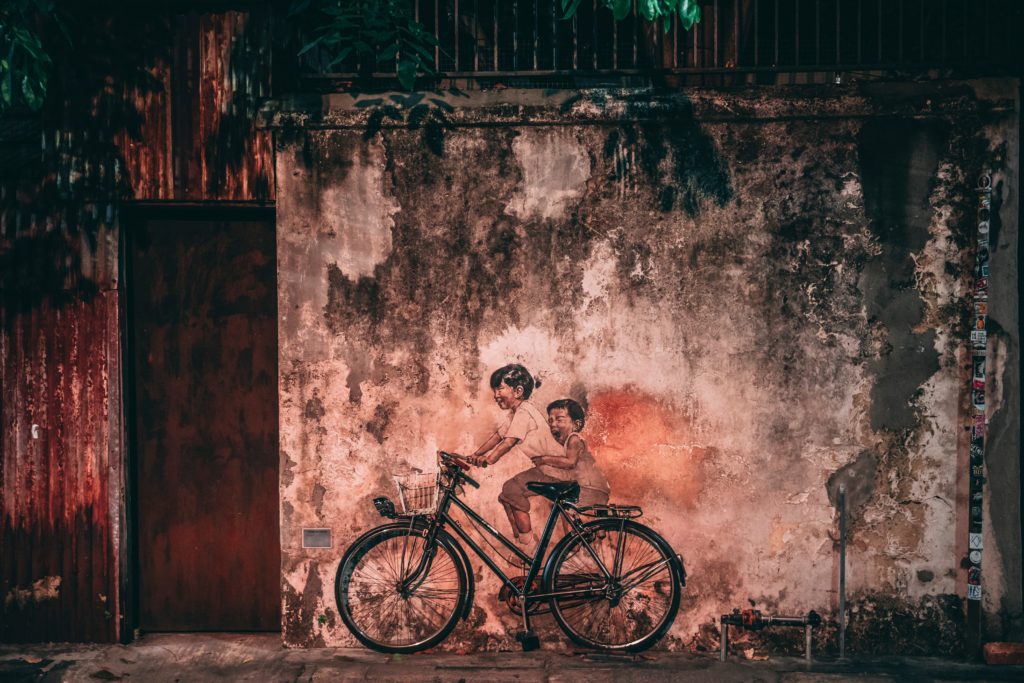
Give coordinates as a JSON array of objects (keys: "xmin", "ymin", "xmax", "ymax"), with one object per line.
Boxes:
[{"xmin": 498, "ymin": 400, "xmax": 563, "ymax": 461}]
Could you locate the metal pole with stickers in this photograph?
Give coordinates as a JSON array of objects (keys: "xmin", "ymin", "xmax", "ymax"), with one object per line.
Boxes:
[{"xmin": 966, "ymin": 170, "xmax": 991, "ymax": 656}]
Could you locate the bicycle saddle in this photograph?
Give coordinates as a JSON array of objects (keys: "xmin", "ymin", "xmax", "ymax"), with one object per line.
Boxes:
[{"xmin": 526, "ymin": 480, "xmax": 580, "ymax": 503}]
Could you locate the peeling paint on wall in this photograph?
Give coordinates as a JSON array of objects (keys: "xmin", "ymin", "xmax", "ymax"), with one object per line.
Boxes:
[
  {"xmin": 505, "ymin": 130, "xmax": 591, "ymax": 221},
  {"xmin": 273, "ymin": 83, "xmax": 1019, "ymax": 651},
  {"xmin": 320, "ymin": 138, "xmax": 399, "ymax": 279},
  {"xmin": 4, "ymin": 576, "xmax": 62, "ymax": 609}
]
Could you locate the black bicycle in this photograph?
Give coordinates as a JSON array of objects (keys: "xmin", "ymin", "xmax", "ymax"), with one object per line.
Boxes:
[{"xmin": 335, "ymin": 451, "xmax": 686, "ymax": 653}]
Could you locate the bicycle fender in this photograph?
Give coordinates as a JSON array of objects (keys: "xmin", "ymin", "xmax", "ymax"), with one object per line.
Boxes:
[
  {"xmin": 341, "ymin": 521, "xmax": 476, "ymax": 621},
  {"xmin": 674, "ymin": 552, "xmax": 687, "ymax": 587}
]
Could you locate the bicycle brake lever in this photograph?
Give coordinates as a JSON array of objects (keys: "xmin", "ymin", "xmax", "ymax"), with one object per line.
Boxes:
[{"xmin": 439, "ymin": 450, "xmax": 472, "ymax": 470}]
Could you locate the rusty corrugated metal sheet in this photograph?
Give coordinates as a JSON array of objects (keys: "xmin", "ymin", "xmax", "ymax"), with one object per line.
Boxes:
[
  {"xmin": 118, "ymin": 10, "xmax": 274, "ymax": 202},
  {"xmin": 3, "ymin": 9, "xmax": 273, "ymax": 204},
  {"xmin": 0, "ymin": 40, "xmax": 125, "ymax": 645},
  {"xmin": 0, "ymin": 200, "xmax": 122, "ymax": 643},
  {"xmin": 0, "ymin": 6, "xmax": 274, "ymax": 642}
]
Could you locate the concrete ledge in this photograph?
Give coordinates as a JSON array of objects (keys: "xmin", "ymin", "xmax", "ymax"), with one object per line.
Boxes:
[
  {"xmin": 260, "ymin": 78, "xmax": 1017, "ymax": 130},
  {"xmin": 984, "ymin": 642, "xmax": 1024, "ymax": 666}
]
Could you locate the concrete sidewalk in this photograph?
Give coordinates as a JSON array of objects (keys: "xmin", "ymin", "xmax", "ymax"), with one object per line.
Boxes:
[{"xmin": 2, "ymin": 634, "xmax": 1023, "ymax": 682}]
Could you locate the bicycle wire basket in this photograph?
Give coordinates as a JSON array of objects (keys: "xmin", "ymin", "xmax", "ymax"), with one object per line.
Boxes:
[{"xmin": 393, "ymin": 471, "xmax": 441, "ymax": 515}]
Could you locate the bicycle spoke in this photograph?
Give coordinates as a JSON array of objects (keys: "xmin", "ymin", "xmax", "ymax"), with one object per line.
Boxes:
[
  {"xmin": 340, "ymin": 530, "xmax": 464, "ymax": 649},
  {"xmin": 620, "ymin": 557, "xmax": 673, "ymax": 592},
  {"xmin": 550, "ymin": 523, "xmax": 678, "ymax": 650}
]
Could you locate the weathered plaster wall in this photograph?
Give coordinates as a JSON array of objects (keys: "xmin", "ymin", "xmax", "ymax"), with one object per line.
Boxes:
[{"xmin": 272, "ymin": 81, "xmax": 1020, "ymax": 652}]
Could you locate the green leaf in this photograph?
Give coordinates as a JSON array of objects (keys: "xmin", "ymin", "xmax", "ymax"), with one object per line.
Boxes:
[
  {"xmin": 325, "ymin": 45, "xmax": 354, "ymax": 68},
  {"xmin": 679, "ymin": 0, "xmax": 701, "ymax": 30},
  {"xmin": 397, "ymin": 57, "xmax": 416, "ymax": 91},
  {"xmin": 287, "ymin": 0, "xmax": 313, "ymax": 17},
  {"xmin": 297, "ymin": 34, "xmax": 327, "ymax": 56},
  {"xmin": 21, "ymin": 74, "xmax": 40, "ymax": 109},
  {"xmin": 290, "ymin": 0, "xmax": 493, "ymax": 87},
  {"xmin": 611, "ymin": 0, "xmax": 632, "ymax": 21},
  {"xmin": 327, "ymin": 17, "xmax": 357, "ymax": 28},
  {"xmin": 640, "ymin": 0, "xmax": 660, "ymax": 21},
  {"xmin": 406, "ymin": 40, "xmax": 436, "ymax": 62},
  {"xmin": 1, "ymin": 72, "xmax": 11, "ymax": 106},
  {"xmin": 52, "ymin": 13, "xmax": 72, "ymax": 45},
  {"xmin": 562, "ymin": 0, "xmax": 585, "ymax": 20}
]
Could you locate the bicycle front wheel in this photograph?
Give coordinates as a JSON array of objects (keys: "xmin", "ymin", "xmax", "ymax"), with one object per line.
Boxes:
[
  {"xmin": 545, "ymin": 519, "xmax": 682, "ymax": 652},
  {"xmin": 336, "ymin": 525, "xmax": 468, "ymax": 653}
]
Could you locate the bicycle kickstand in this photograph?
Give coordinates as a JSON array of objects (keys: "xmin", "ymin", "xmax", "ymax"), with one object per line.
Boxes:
[{"xmin": 516, "ymin": 594, "xmax": 540, "ymax": 652}]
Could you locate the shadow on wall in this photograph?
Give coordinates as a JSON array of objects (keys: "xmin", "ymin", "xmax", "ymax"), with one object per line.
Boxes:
[
  {"xmin": 354, "ymin": 90, "xmax": 467, "ymax": 156},
  {"xmin": 0, "ymin": 12, "xmax": 171, "ymax": 313},
  {"xmin": 583, "ymin": 92, "xmax": 734, "ymax": 215},
  {"xmin": 857, "ymin": 118, "xmax": 949, "ymax": 433},
  {"xmin": 204, "ymin": 9, "xmax": 274, "ymax": 200}
]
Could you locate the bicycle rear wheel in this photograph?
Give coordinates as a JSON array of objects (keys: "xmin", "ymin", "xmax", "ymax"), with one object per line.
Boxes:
[
  {"xmin": 336, "ymin": 525, "xmax": 468, "ymax": 653},
  {"xmin": 544, "ymin": 519, "xmax": 682, "ymax": 652}
]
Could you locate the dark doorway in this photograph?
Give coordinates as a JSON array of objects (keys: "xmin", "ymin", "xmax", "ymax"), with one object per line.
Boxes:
[{"xmin": 126, "ymin": 208, "xmax": 280, "ymax": 631}]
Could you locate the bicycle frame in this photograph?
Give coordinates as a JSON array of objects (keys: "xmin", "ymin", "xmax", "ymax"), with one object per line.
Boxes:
[
  {"xmin": 399, "ymin": 472, "xmax": 616, "ymax": 608},
  {"xmin": 348, "ymin": 458, "xmax": 687, "ymax": 651}
]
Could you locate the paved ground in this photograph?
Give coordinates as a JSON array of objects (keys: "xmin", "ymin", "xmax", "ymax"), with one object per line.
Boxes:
[{"xmin": 2, "ymin": 634, "xmax": 1024, "ymax": 682}]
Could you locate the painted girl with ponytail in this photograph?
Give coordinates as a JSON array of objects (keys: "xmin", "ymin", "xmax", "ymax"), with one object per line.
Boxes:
[{"xmin": 462, "ymin": 364, "xmax": 570, "ymax": 549}]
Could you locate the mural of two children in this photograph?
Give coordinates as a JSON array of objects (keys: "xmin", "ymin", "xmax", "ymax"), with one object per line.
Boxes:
[{"xmin": 461, "ymin": 364, "xmax": 611, "ymax": 548}]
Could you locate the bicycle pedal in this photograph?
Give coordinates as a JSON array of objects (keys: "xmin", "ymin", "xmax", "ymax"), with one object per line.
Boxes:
[
  {"xmin": 516, "ymin": 630, "xmax": 541, "ymax": 652},
  {"xmin": 499, "ymin": 576, "xmax": 543, "ymax": 615}
]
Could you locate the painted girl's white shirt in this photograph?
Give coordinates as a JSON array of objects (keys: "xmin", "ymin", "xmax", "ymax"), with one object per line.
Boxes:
[{"xmin": 498, "ymin": 400, "xmax": 565, "ymax": 464}]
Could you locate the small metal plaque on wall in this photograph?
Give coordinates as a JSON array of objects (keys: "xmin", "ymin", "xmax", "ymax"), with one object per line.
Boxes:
[{"xmin": 302, "ymin": 528, "xmax": 332, "ymax": 549}]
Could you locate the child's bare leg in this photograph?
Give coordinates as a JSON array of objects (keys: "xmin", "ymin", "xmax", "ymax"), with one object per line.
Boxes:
[
  {"xmin": 500, "ymin": 474, "xmax": 536, "ymax": 538},
  {"xmin": 512, "ymin": 509, "xmax": 531, "ymax": 535},
  {"xmin": 502, "ymin": 501, "xmax": 531, "ymax": 536},
  {"xmin": 500, "ymin": 501, "xmax": 516, "ymax": 535},
  {"xmin": 501, "ymin": 501, "xmax": 530, "ymax": 537}
]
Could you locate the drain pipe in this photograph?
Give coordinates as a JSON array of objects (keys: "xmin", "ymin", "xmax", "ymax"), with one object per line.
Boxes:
[{"xmin": 838, "ymin": 484, "xmax": 847, "ymax": 660}]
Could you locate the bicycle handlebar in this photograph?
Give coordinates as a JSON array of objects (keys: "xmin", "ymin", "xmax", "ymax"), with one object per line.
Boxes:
[{"xmin": 438, "ymin": 451, "xmax": 481, "ymax": 489}]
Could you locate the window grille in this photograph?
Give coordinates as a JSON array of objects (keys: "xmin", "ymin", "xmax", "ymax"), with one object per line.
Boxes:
[{"xmin": 299, "ymin": 0, "xmax": 1020, "ymax": 86}]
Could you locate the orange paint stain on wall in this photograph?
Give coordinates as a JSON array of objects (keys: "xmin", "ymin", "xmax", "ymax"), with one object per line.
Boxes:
[{"xmin": 586, "ymin": 387, "xmax": 710, "ymax": 509}]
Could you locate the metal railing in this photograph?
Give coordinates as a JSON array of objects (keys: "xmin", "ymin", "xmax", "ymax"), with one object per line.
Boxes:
[{"xmin": 300, "ymin": 0, "xmax": 1020, "ymax": 84}]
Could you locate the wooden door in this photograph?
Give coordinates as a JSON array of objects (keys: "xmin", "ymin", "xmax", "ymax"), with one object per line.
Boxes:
[{"xmin": 130, "ymin": 214, "xmax": 280, "ymax": 631}]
